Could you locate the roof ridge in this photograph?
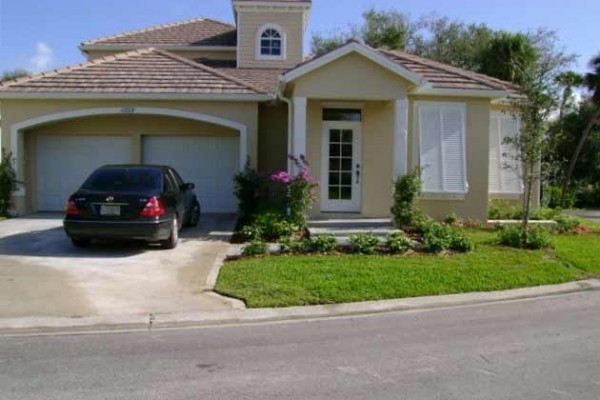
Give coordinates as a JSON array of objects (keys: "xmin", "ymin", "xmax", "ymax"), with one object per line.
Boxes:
[
  {"xmin": 379, "ymin": 49, "xmax": 507, "ymax": 91},
  {"xmin": 81, "ymin": 17, "xmax": 209, "ymax": 46},
  {"xmin": 200, "ymin": 17, "xmax": 236, "ymax": 29},
  {"xmin": 154, "ymin": 49, "xmax": 268, "ymax": 94},
  {"xmin": 0, "ymin": 48, "xmax": 157, "ymax": 88}
]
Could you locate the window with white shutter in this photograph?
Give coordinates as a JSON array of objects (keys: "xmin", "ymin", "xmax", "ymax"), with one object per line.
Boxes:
[
  {"xmin": 417, "ymin": 102, "xmax": 468, "ymax": 196},
  {"xmin": 489, "ymin": 112, "xmax": 523, "ymax": 194}
]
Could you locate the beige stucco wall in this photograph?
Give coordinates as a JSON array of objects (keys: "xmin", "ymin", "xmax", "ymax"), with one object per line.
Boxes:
[
  {"xmin": 257, "ymin": 102, "xmax": 288, "ymax": 175},
  {"xmin": 237, "ymin": 10, "xmax": 304, "ymax": 69},
  {"xmin": 84, "ymin": 49, "xmax": 237, "ymax": 61},
  {"xmin": 409, "ymin": 96, "xmax": 491, "ymax": 221},
  {"xmin": 0, "ymin": 99, "xmax": 259, "ymax": 213},
  {"xmin": 292, "ymin": 53, "xmax": 410, "ymax": 100}
]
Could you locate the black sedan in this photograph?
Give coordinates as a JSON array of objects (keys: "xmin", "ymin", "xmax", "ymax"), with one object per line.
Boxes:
[{"xmin": 63, "ymin": 165, "xmax": 201, "ymax": 249}]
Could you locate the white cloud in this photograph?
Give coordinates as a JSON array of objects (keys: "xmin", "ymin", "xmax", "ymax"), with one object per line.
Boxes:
[{"xmin": 30, "ymin": 42, "xmax": 54, "ymax": 72}]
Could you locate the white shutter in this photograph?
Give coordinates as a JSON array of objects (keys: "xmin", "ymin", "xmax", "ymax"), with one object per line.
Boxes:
[
  {"xmin": 489, "ymin": 112, "xmax": 523, "ymax": 194},
  {"xmin": 418, "ymin": 102, "xmax": 467, "ymax": 194}
]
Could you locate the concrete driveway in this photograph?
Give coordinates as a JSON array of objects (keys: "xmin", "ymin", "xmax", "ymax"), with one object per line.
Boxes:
[{"xmin": 0, "ymin": 213, "xmax": 237, "ymax": 319}]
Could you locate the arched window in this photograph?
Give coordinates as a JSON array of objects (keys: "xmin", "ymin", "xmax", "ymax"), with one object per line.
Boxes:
[{"xmin": 256, "ymin": 25, "xmax": 285, "ymax": 60}]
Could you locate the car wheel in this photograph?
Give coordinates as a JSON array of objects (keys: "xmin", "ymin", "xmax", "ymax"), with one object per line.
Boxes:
[
  {"xmin": 71, "ymin": 237, "xmax": 91, "ymax": 248},
  {"xmin": 186, "ymin": 201, "xmax": 201, "ymax": 227},
  {"xmin": 161, "ymin": 216, "xmax": 179, "ymax": 249}
]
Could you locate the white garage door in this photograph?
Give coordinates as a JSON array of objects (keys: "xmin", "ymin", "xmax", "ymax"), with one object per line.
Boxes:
[
  {"xmin": 143, "ymin": 136, "xmax": 238, "ymax": 213},
  {"xmin": 36, "ymin": 136, "xmax": 134, "ymax": 211}
]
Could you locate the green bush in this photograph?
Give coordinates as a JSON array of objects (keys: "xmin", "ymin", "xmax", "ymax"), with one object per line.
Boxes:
[
  {"xmin": 307, "ymin": 234, "xmax": 337, "ymax": 253},
  {"xmin": 279, "ymin": 237, "xmax": 308, "ymax": 253},
  {"xmin": 242, "ymin": 240, "xmax": 268, "ymax": 257},
  {"xmin": 544, "ymin": 185, "xmax": 576, "ymax": 209},
  {"xmin": 448, "ymin": 230, "xmax": 475, "ymax": 253},
  {"xmin": 349, "ymin": 233, "xmax": 380, "ymax": 255},
  {"xmin": 240, "ymin": 211, "xmax": 297, "ymax": 242},
  {"xmin": 386, "ymin": 231, "xmax": 413, "ymax": 255},
  {"xmin": 553, "ymin": 215, "xmax": 581, "ymax": 233},
  {"xmin": 0, "ymin": 151, "xmax": 19, "ymax": 216},
  {"xmin": 391, "ymin": 168, "xmax": 423, "ymax": 228},
  {"xmin": 444, "ymin": 212, "xmax": 461, "ymax": 226},
  {"xmin": 497, "ymin": 225, "xmax": 552, "ymax": 249},
  {"xmin": 421, "ymin": 222, "xmax": 453, "ymax": 254},
  {"xmin": 234, "ymin": 162, "xmax": 267, "ymax": 223}
]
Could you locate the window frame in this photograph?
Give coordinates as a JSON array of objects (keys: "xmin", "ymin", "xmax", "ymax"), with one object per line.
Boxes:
[
  {"xmin": 489, "ymin": 111, "xmax": 524, "ymax": 196},
  {"xmin": 255, "ymin": 24, "xmax": 286, "ymax": 61},
  {"xmin": 414, "ymin": 101, "xmax": 469, "ymax": 200}
]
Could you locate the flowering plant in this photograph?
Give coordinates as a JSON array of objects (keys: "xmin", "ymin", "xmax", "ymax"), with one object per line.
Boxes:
[{"xmin": 271, "ymin": 155, "xmax": 318, "ymax": 227}]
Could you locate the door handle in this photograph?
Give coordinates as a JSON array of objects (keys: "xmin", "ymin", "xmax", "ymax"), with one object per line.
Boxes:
[{"xmin": 356, "ymin": 164, "xmax": 361, "ymax": 184}]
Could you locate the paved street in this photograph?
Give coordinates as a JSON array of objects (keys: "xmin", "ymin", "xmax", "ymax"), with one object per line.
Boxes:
[
  {"xmin": 1, "ymin": 291, "xmax": 600, "ymax": 400},
  {"xmin": 0, "ymin": 214, "xmax": 236, "ymax": 318}
]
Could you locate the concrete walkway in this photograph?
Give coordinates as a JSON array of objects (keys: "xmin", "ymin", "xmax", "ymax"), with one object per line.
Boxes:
[{"xmin": 0, "ymin": 213, "xmax": 237, "ymax": 319}]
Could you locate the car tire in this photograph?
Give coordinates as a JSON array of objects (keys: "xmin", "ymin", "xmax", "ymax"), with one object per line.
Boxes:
[
  {"xmin": 186, "ymin": 201, "xmax": 201, "ymax": 227},
  {"xmin": 161, "ymin": 216, "xmax": 179, "ymax": 249},
  {"xmin": 71, "ymin": 237, "xmax": 91, "ymax": 248}
]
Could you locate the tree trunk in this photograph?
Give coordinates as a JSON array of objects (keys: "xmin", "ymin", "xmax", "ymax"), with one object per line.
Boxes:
[
  {"xmin": 522, "ymin": 164, "xmax": 533, "ymax": 231},
  {"xmin": 560, "ymin": 106, "xmax": 600, "ymax": 207}
]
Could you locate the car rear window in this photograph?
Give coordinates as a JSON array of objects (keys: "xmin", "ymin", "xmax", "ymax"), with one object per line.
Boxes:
[{"xmin": 82, "ymin": 168, "xmax": 162, "ymax": 192}]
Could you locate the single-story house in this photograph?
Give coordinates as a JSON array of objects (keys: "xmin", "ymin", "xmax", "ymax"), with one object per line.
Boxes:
[{"xmin": 0, "ymin": 0, "xmax": 533, "ymax": 220}]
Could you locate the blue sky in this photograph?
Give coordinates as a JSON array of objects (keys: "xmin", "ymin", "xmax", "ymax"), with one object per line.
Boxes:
[{"xmin": 0, "ymin": 0, "xmax": 598, "ymax": 74}]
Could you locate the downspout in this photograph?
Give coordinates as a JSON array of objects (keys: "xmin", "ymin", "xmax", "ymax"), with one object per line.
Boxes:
[{"xmin": 277, "ymin": 78, "xmax": 293, "ymax": 173}]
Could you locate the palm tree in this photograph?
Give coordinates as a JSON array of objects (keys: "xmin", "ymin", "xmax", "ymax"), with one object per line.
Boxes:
[
  {"xmin": 561, "ymin": 54, "xmax": 600, "ymax": 207},
  {"xmin": 555, "ymin": 71, "xmax": 584, "ymax": 125}
]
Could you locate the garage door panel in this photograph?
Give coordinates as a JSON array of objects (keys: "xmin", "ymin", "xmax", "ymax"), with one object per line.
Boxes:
[
  {"xmin": 143, "ymin": 136, "xmax": 238, "ymax": 213},
  {"xmin": 36, "ymin": 136, "xmax": 134, "ymax": 211}
]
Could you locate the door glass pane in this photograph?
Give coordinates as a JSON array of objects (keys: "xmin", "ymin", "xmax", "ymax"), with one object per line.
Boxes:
[
  {"xmin": 323, "ymin": 109, "xmax": 362, "ymax": 122},
  {"xmin": 327, "ymin": 128, "xmax": 354, "ymax": 202},
  {"xmin": 340, "ymin": 187, "xmax": 352, "ymax": 200}
]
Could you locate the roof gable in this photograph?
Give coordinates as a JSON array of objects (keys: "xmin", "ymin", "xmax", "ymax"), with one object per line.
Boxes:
[{"xmin": 281, "ymin": 41, "xmax": 426, "ymax": 86}]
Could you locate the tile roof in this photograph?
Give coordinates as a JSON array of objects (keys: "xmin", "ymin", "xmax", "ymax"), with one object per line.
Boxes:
[
  {"xmin": 378, "ymin": 49, "xmax": 522, "ymax": 97},
  {"xmin": 195, "ymin": 59, "xmax": 283, "ymax": 94},
  {"xmin": 81, "ymin": 18, "xmax": 237, "ymax": 48},
  {"xmin": 0, "ymin": 48, "xmax": 268, "ymax": 95}
]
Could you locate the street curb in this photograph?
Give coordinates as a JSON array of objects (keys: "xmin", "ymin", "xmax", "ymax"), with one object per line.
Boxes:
[{"xmin": 1, "ymin": 279, "xmax": 599, "ymax": 336}]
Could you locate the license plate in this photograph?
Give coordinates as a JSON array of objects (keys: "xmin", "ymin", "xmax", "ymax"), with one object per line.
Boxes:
[{"xmin": 100, "ymin": 205, "xmax": 121, "ymax": 216}]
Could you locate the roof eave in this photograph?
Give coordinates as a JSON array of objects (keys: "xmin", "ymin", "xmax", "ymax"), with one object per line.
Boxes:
[
  {"xmin": 0, "ymin": 92, "xmax": 274, "ymax": 101},
  {"xmin": 411, "ymin": 87, "xmax": 509, "ymax": 100},
  {"xmin": 80, "ymin": 44, "xmax": 237, "ymax": 53}
]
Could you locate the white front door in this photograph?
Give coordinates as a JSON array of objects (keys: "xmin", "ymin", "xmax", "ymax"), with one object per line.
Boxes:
[{"xmin": 321, "ymin": 121, "xmax": 362, "ymax": 212}]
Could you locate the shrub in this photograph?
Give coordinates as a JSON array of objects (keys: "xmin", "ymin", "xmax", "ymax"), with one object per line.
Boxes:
[
  {"xmin": 553, "ymin": 215, "xmax": 581, "ymax": 233},
  {"xmin": 0, "ymin": 151, "xmax": 19, "ymax": 216},
  {"xmin": 349, "ymin": 233, "xmax": 380, "ymax": 254},
  {"xmin": 544, "ymin": 185, "xmax": 575, "ymax": 209},
  {"xmin": 386, "ymin": 231, "xmax": 412, "ymax": 255},
  {"xmin": 421, "ymin": 222, "xmax": 453, "ymax": 254},
  {"xmin": 391, "ymin": 168, "xmax": 423, "ymax": 228},
  {"xmin": 242, "ymin": 240, "xmax": 268, "ymax": 257},
  {"xmin": 307, "ymin": 234, "xmax": 337, "ymax": 253},
  {"xmin": 271, "ymin": 155, "xmax": 319, "ymax": 228},
  {"xmin": 234, "ymin": 162, "xmax": 267, "ymax": 223},
  {"xmin": 444, "ymin": 212, "xmax": 461, "ymax": 226},
  {"xmin": 575, "ymin": 184, "xmax": 600, "ymax": 208},
  {"xmin": 448, "ymin": 230, "xmax": 475, "ymax": 253},
  {"xmin": 497, "ymin": 224, "xmax": 552, "ymax": 249},
  {"xmin": 279, "ymin": 237, "xmax": 308, "ymax": 254},
  {"xmin": 240, "ymin": 211, "xmax": 298, "ymax": 242}
]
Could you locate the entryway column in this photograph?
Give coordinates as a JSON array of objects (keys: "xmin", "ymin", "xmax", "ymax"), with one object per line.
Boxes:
[
  {"xmin": 393, "ymin": 98, "xmax": 409, "ymax": 178},
  {"xmin": 292, "ymin": 97, "xmax": 307, "ymax": 172}
]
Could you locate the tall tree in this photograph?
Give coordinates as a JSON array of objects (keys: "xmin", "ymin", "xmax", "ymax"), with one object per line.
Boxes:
[
  {"xmin": 561, "ymin": 54, "xmax": 600, "ymax": 207},
  {"xmin": 1, "ymin": 69, "xmax": 29, "ymax": 83},
  {"xmin": 358, "ymin": 8, "xmax": 414, "ymax": 50},
  {"xmin": 555, "ymin": 71, "xmax": 584, "ymax": 124},
  {"xmin": 479, "ymin": 32, "xmax": 538, "ymax": 85}
]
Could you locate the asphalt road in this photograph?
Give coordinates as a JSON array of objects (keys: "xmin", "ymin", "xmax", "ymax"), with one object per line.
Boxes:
[{"xmin": 2, "ymin": 291, "xmax": 600, "ymax": 400}]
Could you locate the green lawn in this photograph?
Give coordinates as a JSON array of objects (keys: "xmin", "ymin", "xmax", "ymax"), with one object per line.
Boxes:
[{"xmin": 216, "ymin": 225, "xmax": 599, "ymax": 308}]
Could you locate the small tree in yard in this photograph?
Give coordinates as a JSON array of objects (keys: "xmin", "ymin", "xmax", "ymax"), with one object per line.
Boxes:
[
  {"xmin": 507, "ymin": 62, "xmax": 559, "ymax": 232},
  {"xmin": 0, "ymin": 151, "xmax": 19, "ymax": 216}
]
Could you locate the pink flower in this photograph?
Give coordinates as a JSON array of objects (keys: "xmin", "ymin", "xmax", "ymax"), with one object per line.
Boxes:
[{"xmin": 271, "ymin": 171, "xmax": 291, "ymax": 184}]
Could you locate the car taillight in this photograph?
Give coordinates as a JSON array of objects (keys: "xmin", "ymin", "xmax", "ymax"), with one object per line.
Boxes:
[
  {"xmin": 65, "ymin": 199, "xmax": 81, "ymax": 216},
  {"xmin": 140, "ymin": 197, "xmax": 165, "ymax": 217}
]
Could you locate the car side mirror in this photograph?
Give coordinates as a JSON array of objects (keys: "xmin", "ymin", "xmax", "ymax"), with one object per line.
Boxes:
[{"xmin": 182, "ymin": 182, "xmax": 195, "ymax": 191}]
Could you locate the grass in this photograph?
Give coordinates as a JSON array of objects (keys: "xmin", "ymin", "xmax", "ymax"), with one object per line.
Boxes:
[{"xmin": 216, "ymin": 225, "xmax": 600, "ymax": 308}]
